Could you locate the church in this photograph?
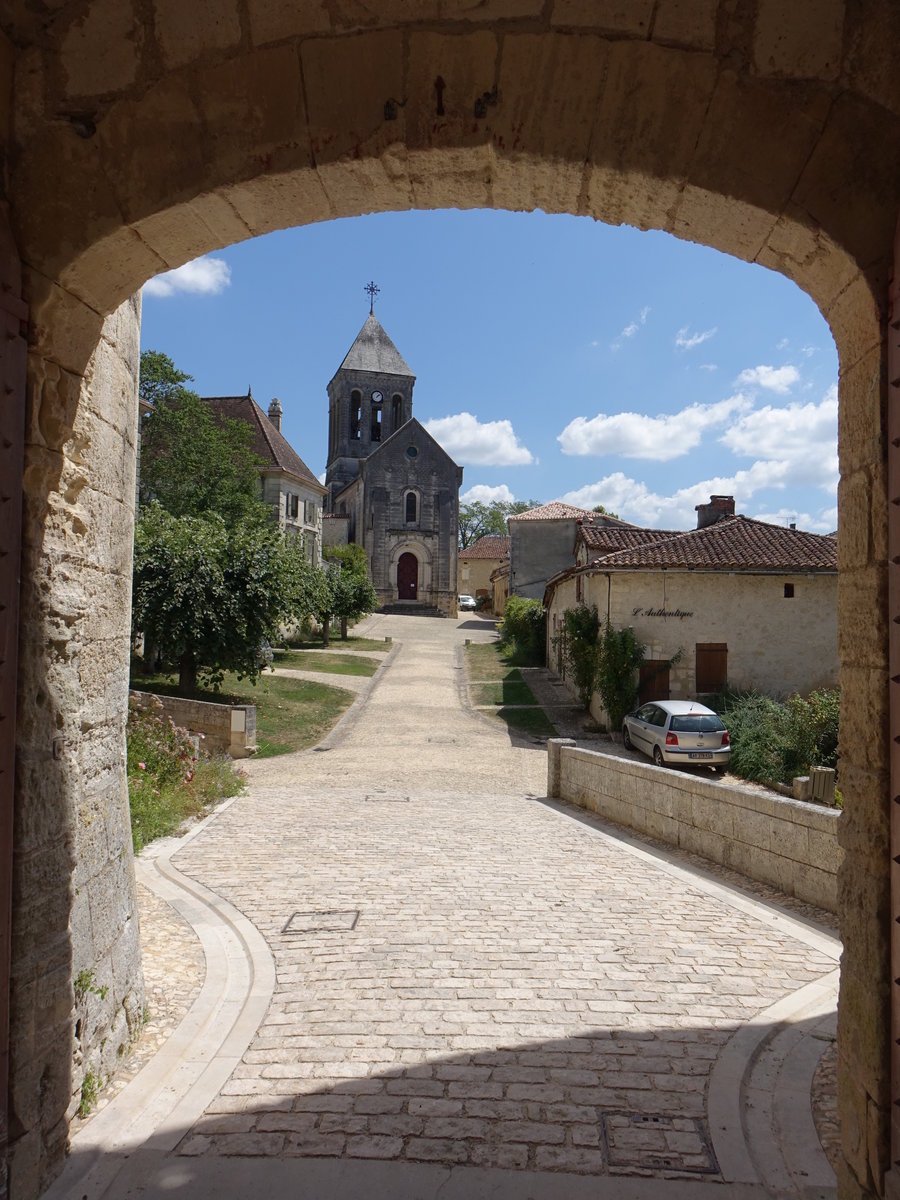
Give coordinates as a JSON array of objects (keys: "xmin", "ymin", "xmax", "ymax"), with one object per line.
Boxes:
[{"xmin": 324, "ymin": 304, "xmax": 462, "ymax": 616}]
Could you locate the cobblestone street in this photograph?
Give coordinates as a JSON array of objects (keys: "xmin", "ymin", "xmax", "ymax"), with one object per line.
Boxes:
[{"xmin": 52, "ymin": 613, "xmax": 840, "ymax": 1199}]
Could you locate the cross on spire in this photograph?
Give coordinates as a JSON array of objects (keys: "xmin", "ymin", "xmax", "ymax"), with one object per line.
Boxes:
[{"xmin": 364, "ymin": 280, "xmax": 380, "ymax": 314}]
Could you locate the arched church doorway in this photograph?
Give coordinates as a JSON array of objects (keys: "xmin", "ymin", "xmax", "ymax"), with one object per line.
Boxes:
[{"xmin": 397, "ymin": 552, "xmax": 418, "ymax": 601}]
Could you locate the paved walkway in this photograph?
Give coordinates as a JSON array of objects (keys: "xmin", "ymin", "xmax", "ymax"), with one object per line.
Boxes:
[{"xmin": 48, "ymin": 614, "xmax": 840, "ymax": 1199}]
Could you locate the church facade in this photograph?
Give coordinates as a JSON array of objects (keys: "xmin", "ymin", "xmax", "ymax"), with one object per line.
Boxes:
[{"xmin": 325, "ymin": 313, "xmax": 462, "ymax": 616}]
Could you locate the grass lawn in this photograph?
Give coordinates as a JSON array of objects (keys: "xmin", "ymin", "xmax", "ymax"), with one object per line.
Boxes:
[
  {"xmin": 494, "ymin": 706, "xmax": 559, "ymax": 737},
  {"xmin": 282, "ymin": 635, "xmax": 390, "ymax": 653},
  {"xmin": 470, "ymin": 680, "xmax": 538, "ymax": 706},
  {"xmin": 463, "ymin": 642, "xmax": 558, "ymax": 738},
  {"xmin": 272, "ymin": 649, "xmax": 379, "ymax": 677},
  {"xmin": 131, "ymin": 670, "xmax": 355, "ymax": 757}
]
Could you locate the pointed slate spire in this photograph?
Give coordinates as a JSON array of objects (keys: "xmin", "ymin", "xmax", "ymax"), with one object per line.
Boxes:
[{"xmin": 337, "ymin": 314, "xmax": 414, "ymax": 377}]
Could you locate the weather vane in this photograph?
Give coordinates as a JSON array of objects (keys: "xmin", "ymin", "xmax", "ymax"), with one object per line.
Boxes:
[{"xmin": 365, "ymin": 280, "xmax": 380, "ymax": 314}]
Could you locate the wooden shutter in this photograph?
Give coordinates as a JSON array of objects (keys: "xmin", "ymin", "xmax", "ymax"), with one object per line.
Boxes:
[{"xmin": 695, "ymin": 643, "xmax": 727, "ymax": 693}]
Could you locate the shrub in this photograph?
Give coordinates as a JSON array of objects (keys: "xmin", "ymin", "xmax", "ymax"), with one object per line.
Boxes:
[
  {"xmin": 562, "ymin": 605, "xmax": 602, "ymax": 709},
  {"xmin": 596, "ymin": 623, "xmax": 647, "ymax": 730},
  {"xmin": 718, "ymin": 687, "xmax": 840, "ymax": 786},
  {"xmin": 499, "ymin": 596, "xmax": 546, "ymax": 665},
  {"xmin": 127, "ymin": 703, "xmax": 246, "ymax": 852}
]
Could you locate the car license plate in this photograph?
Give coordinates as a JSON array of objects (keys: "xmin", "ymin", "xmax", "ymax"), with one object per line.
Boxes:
[{"xmin": 689, "ymin": 752, "xmax": 713, "ymax": 760}]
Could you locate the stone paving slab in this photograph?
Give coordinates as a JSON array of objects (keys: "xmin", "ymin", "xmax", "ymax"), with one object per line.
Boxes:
[{"xmin": 56, "ymin": 613, "xmax": 839, "ymax": 1197}]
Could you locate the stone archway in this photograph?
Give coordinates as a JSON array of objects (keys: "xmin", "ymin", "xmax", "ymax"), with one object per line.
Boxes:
[{"xmin": 2, "ymin": 7, "xmax": 900, "ymax": 1199}]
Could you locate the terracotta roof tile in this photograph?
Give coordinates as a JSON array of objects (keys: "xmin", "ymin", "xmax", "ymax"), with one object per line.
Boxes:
[
  {"xmin": 511, "ymin": 502, "xmax": 622, "ymax": 522},
  {"xmin": 460, "ymin": 535, "xmax": 510, "ymax": 560},
  {"xmin": 580, "ymin": 526, "xmax": 679, "ymax": 552},
  {"xmin": 592, "ymin": 516, "xmax": 837, "ymax": 571},
  {"xmin": 204, "ymin": 394, "xmax": 326, "ymax": 494}
]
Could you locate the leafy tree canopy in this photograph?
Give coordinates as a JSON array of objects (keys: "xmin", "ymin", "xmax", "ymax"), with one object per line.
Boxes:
[
  {"xmin": 133, "ymin": 504, "xmax": 305, "ymax": 693},
  {"xmin": 138, "ymin": 349, "xmax": 267, "ymax": 525},
  {"xmin": 592, "ymin": 504, "xmax": 621, "ymax": 519},
  {"xmin": 323, "ymin": 542, "xmax": 369, "ymax": 578},
  {"xmin": 459, "ymin": 499, "xmax": 541, "ymax": 548}
]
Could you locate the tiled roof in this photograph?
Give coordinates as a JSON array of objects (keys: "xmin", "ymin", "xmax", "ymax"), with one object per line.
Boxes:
[
  {"xmin": 460, "ymin": 535, "xmax": 510, "ymax": 560},
  {"xmin": 204, "ymin": 393, "xmax": 327, "ymax": 493},
  {"xmin": 511, "ymin": 502, "xmax": 603, "ymax": 522},
  {"xmin": 592, "ymin": 516, "xmax": 837, "ymax": 571},
  {"xmin": 580, "ymin": 526, "xmax": 679, "ymax": 553},
  {"xmin": 335, "ymin": 314, "xmax": 414, "ymax": 377}
]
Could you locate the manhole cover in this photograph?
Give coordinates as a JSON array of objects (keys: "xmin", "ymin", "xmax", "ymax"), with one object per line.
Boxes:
[
  {"xmin": 600, "ymin": 1112, "xmax": 719, "ymax": 1175},
  {"xmin": 282, "ymin": 909, "xmax": 360, "ymax": 934}
]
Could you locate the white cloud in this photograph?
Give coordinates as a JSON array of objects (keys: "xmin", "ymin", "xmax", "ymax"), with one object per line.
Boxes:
[
  {"xmin": 720, "ymin": 386, "xmax": 838, "ymax": 490},
  {"xmin": 557, "ymin": 394, "xmax": 750, "ymax": 462},
  {"xmin": 734, "ymin": 364, "xmax": 800, "ymax": 394},
  {"xmin": 699, "ymin": 363, "xmax": 718, "ymax": 372},
  {"xmin": 143, "ymin": 255, "xmax": 232, "ymax": 298},
  {"xmin": 317, "ymin": 471, "xmax": 326, "ymax": 485},
  {"xmin": 561, "ymin": 461, "xmax": 796, "ymax": 529},
  {"xmin": 748, "ymin": 506, "xmax": 837, "ymax": 534},
  {"xmin": 610, "ymin": 305, "xmax": 650, "ymax": 351},
  {"xmin": 675, "ymin": 325, "xmax": 717, "ymax": 350},
  {"xmin": 460, "ymin": 483, "xmax": 516, "ymax": 506},
  {"xmin": 423, "ymin": 412, "xmax": 534, "ymax": 466}
]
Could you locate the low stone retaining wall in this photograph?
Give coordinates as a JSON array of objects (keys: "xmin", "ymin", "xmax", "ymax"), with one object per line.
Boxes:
[
  {"xmin": 130, "ymin": 691, "xmax": 257, "ymax": 757},
  {"xmin": 547, "ymin": 739, "xmax": 841, "ymax": 914}
]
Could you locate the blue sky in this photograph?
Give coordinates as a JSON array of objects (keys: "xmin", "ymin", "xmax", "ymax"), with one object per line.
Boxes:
[{"xmin": 141, "ymin": 209, "xmax": 838, "ymax": 533}]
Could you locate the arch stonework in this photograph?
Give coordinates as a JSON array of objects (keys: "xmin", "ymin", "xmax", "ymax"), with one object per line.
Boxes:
[{"xmin": 1, "ymin": 5, "xmax": 899, "ymax": 1198}]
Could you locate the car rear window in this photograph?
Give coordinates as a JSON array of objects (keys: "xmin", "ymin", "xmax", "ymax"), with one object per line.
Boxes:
[{"xmin": 669, "ymin": 715, "xmax": 726, "ymax": 733}]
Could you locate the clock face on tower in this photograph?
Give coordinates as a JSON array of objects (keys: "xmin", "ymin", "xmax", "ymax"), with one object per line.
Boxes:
[{"xmin": 371, "ymin": 390, "xmax": 383, "ymax": 404}]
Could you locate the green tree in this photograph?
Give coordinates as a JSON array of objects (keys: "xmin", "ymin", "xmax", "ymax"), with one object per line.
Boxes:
[
  {"xmin": 133, "ymin": 504, "xmax": 301, "ymax": 693},
  {"xmin": 138, "ymin": 350, "xmax": 266, "ymax": 525},
  {"xmin": 592, "ymin": 504, "xmax": 621, "ymax": 519},
  {"xmin": 458, "ymin": 499, "xmax": 541, "ymax": 548},
  {"xmin": 323, "ymin": 543, "xmax": 377, "ymax": 639}
]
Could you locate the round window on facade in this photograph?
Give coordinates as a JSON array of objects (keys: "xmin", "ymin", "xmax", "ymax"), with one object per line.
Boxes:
[{"xmin": 406, "ymin": 445, "xmax": 418, "ymax": 458}]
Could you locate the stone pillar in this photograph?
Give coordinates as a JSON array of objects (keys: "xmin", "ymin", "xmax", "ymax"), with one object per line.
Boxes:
[
  {"xmin": 547, "ymin": 738, "xmax": 576, "ymax": 799},
  {"xmin": 9, "ymin": 296, "xmax": 144, "ymax": 1200},
  {"xmin": 835, "ymin": 293, "xmax": 891, "ymax": 1199}
]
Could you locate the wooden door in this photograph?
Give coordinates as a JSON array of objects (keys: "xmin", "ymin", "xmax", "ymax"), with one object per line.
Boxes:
[
  {"xmin": 639, "ymin": 661, "xmax": 670, "ymax": 704},
  {"xmin": 696, "ymin": 643, "xmax": 727, "ymax": 694},
  {"xmin": 397, "ymin": 552, "xmax": 418, "ymax": 600}
]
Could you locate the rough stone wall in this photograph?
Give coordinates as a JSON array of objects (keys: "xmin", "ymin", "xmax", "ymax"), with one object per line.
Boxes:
[
  {"xmin": 10, "ymin": 298, "xmax": 143, "ymax": 1200},
  {"xmin": 835, "ymin": 303, "xmax": 891, "ymax": 1200}
]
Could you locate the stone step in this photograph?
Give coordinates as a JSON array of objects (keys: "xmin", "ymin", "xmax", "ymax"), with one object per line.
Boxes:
[{"xmin": 378, "ymin": 603, "xmax": 447, "ymax": 617}]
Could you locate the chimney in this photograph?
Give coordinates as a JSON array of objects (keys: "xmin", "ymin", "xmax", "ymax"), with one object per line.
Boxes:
[
  {"xmin": 695, "ymin": 494, "xmax": 735, "ymax": 529},
  {"xmin": 267, "ymin": 397, "xmax": 283, "ymax": 433}
]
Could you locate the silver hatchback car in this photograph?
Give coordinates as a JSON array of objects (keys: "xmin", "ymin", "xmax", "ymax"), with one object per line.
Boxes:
[{"xmin": 622, "ymin": 699, "xmax": 731, "ymax": 773}]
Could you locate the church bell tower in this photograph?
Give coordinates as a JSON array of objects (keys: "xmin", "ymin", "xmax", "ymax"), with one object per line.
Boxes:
[{"xmin": 325, "ymin": 304, "xmax": 416, "ymax": 508}]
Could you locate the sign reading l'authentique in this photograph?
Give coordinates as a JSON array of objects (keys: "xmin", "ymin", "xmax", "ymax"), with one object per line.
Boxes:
[{"xmin": 632, "ymin": 606, "xmax": 694, "ymax": 620}]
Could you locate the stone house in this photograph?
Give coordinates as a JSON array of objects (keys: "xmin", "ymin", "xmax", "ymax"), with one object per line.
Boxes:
[
  {"xmin": 490, "ymin": 561, "xmax": 511, "ymax": 617},
  {"xmin": 205, "ymin": 392, "xmax": 327, "ymax": 562},
  {"xmin": 544, "ymin": 497, "xmax": 838, "ymax": 723},
  {"xmin": 326, "ymin": 313, "xmax": 462, "ymax": 614},
  {"xmin": 459, "ymin": 535, "xmax": 509, "ymax": 603},
  {"xmin": 508, "ymin": 502, "xmax": 637, "ymax": 600}
]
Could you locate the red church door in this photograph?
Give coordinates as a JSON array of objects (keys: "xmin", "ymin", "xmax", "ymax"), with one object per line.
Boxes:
[{"xmin": 397, "ymin": 552, "xmax": 418, "ymax": 600}]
